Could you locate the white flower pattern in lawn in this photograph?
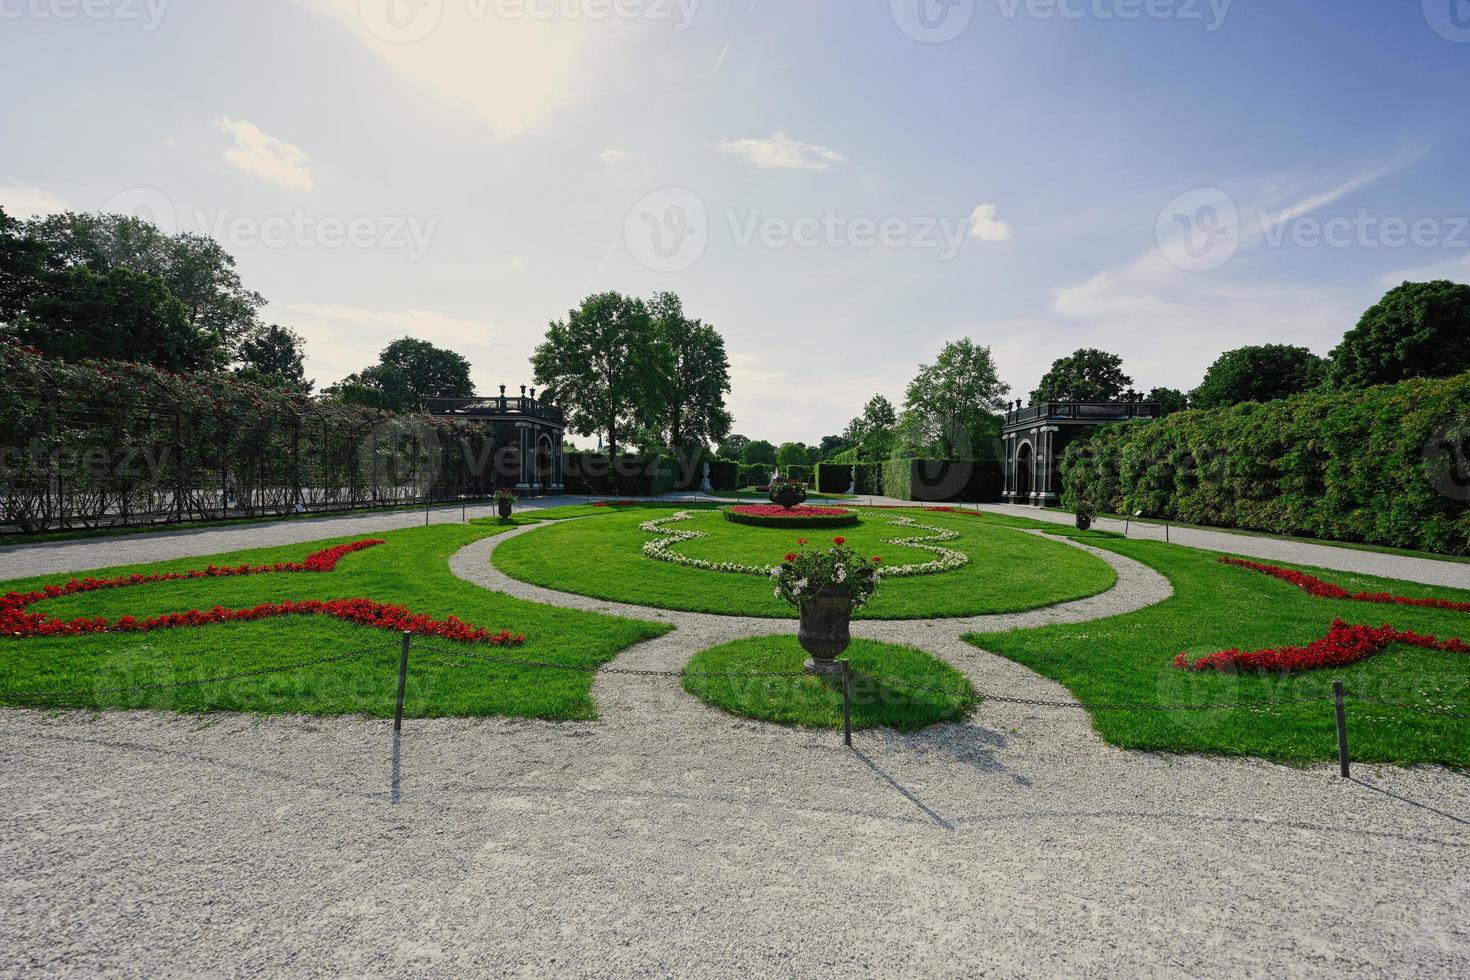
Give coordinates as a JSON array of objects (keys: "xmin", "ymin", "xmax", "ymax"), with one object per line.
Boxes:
[{"xmin": 639, "ymin": 511, "xmax": 971, "ymax": 579}]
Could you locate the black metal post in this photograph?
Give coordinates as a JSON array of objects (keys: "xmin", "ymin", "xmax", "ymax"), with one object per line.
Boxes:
[
  {"xmin": 1333, "ymin": 680, "xmax": 1349, "ymax": 778},
  {"xmin": 394, "ymin": 631, "xmax": 411, "ymax": 732},
  {"xmin": 841, "ymin": 661, "xmax": 853, "ymax": 748},
  {"xmin": 425, "ymin": 496, "xmax": 430, "ymax": 526}
]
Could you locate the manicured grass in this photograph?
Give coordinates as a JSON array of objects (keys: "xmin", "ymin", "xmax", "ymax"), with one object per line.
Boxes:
[
  {"xmin": 492, "ymin": 506, "xmax": 1117, "ymax": 619},
  {"xmin": 968, "ymin": 538, "xmax": 1470, "ymax": 766},
  {"xmin": 682, "ymin": 636, "xmax": 974, "ymax": 731},
  {"xmin": 0, "ymin": 524, "xmax": 667, "ymax": 720}
]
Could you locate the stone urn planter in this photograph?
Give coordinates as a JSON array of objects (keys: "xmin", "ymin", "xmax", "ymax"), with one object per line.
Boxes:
[
  {"xmin": 498, "ymin": 498, "xmax": 514, "ymax": 519},
  {"xmin": 772, "ymin": 487, "xmax": 804, "ymax": 509},
  {"xmin": 1075, "ymin": 503, "xmax": 1095, "ymax": 532},
  {"xmin": 798, "ymin": 585, "xmax": 854, "ymax": 675}
]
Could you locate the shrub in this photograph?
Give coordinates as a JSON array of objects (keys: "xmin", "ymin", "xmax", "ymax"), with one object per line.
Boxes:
[
  {"xmin": 1058, "ymin": 372, "xmax": 1470, "ymax": 554},
  {"xmin": 880, "ymin": 459, "xmax": 1004, "ymax": 503},
  {"xmin": 723, "ymin": 506, "xmax": 860, "ymax": 529},
  {"xmin": 708, "ymin": 458, "xmax": 739, "ymax": 491},
  {"xmin": 814, "ymin": 463, "xmax": 852, "ymax": 494},
  {"xmin": 783, "ymin": 465, "xmax": 812, "ymax": 485}
]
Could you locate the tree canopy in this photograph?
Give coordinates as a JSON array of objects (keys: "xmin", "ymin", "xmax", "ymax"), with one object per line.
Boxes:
[
  {"xmin": 531, "ymin": 291, "xmax": 669, "ymax": 456},
  {"xmin": 901, "ymin": 338, "xmax": 1009, "ymax": 457},
  {"xmin": 236, "ymin": 324, "xmax": 311, "ymax": 391},
  {"xmin": 776, "ymin": 442, "xmax": 810, "ymax": 467},
  {"xmin": 1329, "ymin": 280, "xmax": 1470, "ymax": 389},
  {"xmin": 1147, "ymin": 387, "xmax": 1191, "ymax": 416},
  {"xmin": 1191, "ymin": 344, "xmax": 1327, "ymax": 408},
  {"xmin": 741, "ymin": 440, "xmax": 778, "ymax": 466},
  {"xmin": 648, "ymin": 291, "xmax": 732, "ymax": 451},
  {"xmin": 329, "ymin": 337, "xmax": 473, "ymax": 413},
  {"xmin": 1030, "ymin": 348, "xmax": 1133, "ymax": 403}
]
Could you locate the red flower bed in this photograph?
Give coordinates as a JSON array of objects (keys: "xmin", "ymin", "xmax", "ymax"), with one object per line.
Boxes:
[
  {"xmin": 1, "ymin": 540, "xmax": 526, "ymax": 646},
  {"xmin": 732, "ymin": 505, "xmax": 851, "ymax": 518},
  {"xmin": 1175, "ymin": 618, "xmax": 1469, "ymax": 673},
  {"xmin": 1219, "ymin": 557, "xmax": 1470, "ymax": 613}
]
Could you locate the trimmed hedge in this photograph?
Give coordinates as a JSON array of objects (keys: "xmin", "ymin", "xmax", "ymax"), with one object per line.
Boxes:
[
  {"xmin": 814, "ymin": 463, "xmax": 852, "ymax": 494},
  {"xmin": 564, "ymin": 453, "xmax": 676, "ymax": 497},
  {"xmin": 783, "ymin": 465, "xmax": 812, "ymax": 485},
  {"xmin": 738, "ymin": 464, "xmax": 771, "ymax": 488},
  {"xmin": 881, "ymin": 458, "xmax": 1004, "ymax": 503},
  {"xmin": 1058, "ymin": 372, "xmax": 1470, "ymax": 555},
  {"xmin": 708, "ymin": 458, "xmax": 739, "ymax": 492},
  {"xmin": 723, "ymin": 508, "xmax": 859, "ymax": 529}
]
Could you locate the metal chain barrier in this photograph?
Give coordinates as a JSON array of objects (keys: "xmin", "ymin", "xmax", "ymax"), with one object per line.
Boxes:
[{"xmin": 1344, "ymin": 690, "xmax": 1470, "ymax": 721}]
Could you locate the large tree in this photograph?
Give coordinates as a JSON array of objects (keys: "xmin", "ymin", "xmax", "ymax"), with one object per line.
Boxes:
[
  {"xmin": 236, "ymin": 323, "xmax": 311, "ymax": 391},
  {"xmin": 23, "ymin": 211, "xmax": 265, "ymax": 357},
  {"xmin": 1147, "ymin": 387, "xmax": 1191, "ymax": 416},
  {"xmin": 902, "ymin": 338, "xmax": 1009, "ymax": 457},
  {"xmin": 776, "ymin": 442, "xmax": 810, "ymax": 467},
  {"xmin": 717, "ymin": 434, "xmax": 751, "ymax": 460},
  {"xmin": 1329, "ymin": 280, "xmax": 1470, "ymax": 389},
  {"xmin": 741, "ymin": 440, "xmax": 778, "ymax": 466},
  {"xmin": 648, "ymin": 291, "xmax": 732, "ymax": 451},
  {"xmin": 1030, "ymin": 348, "xmax": 1132, "ymax": 403},
  {"xmin": 330, "ymin": 337, "xmax": 473, "ymax": 413},
  {"xmin": 1191, "ymin": 344, "xmax": 1327, "ymax": 408},
  {"xmin": 531, "ymin": 291, "xmax": 668, "ymax": 456},
  {"xmin": 844, "ymin": 394, "xmax": 899, "ymax": 460}
]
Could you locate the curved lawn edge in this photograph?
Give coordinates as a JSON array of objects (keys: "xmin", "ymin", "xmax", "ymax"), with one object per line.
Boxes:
[
  {"xmin": 491, "ymin": 508, "xmax": 1119, "ymax": 621},
  {"xmin": 682, "ymin": 636, "xmax": 975, "ymax": 732}
]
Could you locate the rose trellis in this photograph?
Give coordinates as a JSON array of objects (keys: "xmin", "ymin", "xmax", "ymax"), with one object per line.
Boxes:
[{"xmin": 639, "ymin": 511, "xmax": 970, "ymax": 579}]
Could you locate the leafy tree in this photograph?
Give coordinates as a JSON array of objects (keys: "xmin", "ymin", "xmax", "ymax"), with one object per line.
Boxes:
[
  {"xmin": 741, "ymin": 440, "xmax": 778, "ymax": 466},
  {"xmin": 776, "ymin": 442, "xmax": 810, "ymax": 467},
  {"xmin": 1147, "ymin": 387, "xmax": 1190, "ymax": 416},
  {"xmin": 23, "ymin": 211, "xmax": 265, "ymax": 356},
  {"xmin": 648, "ymin": 291, "xmax": 732, "ymax": 451},
  {"xmin": 236, "ymin": 324, "xmax": 311, "ymax": 391},
  {"xmin": 844, "ymin": 394, "xmax": 899, "ymax": 460},
  {"xmin": 902, "ymin": 338, "xmax": 1009, "ymax": 457},
  {"xmin": 15, "ymin": 265, "xmax": 218, "ymax": 370},
  {"xmin": 0, "ymin": 206, "xmax": 53, "ymax": 326},
  {"xmin": 812, "ymin": 434, "xmax": 852, "ymax": 463},
  {"xmin": 717, "ymin": 434, "xmax": 751, "ymax": 460},
  {"xmin": 1030, "ymin": 349, "xmax": 1132, "ymax": 403},
  {"xmin": 531, "ymin": 291, "xmax": 668, "ymax": 456},
  {"xmin": 1190, "ymin": 345, "xmax": 1327, "ymax": 408},
  {"xmin": 1329, "ymin": 280, "xmax": 1470, "ymax": 389},
  {"xmin": 330, "ymin": 337, "xmax": 473, "ymax": 413}
]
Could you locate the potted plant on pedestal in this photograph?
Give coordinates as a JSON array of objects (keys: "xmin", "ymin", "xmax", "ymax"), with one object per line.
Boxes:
[
  {"xmin": 493, "ymin": 488, "xmax": 518, "ymax": 521},
  {"xmin": 772, "ymin": 537, "xmax": 882, "ymax": 675},
  {"xmin": 768, "ymin": 477, "xmax": 808, "ymax": 510},
  {"xmin": 1074, "ymin": 501, "xmax": 1096, "ymax": 532}
]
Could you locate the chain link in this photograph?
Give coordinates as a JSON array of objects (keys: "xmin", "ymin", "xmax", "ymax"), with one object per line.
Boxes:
[{"xmin": 1345, "ymin": 691, "xmax": 1470, "ymax": 720}]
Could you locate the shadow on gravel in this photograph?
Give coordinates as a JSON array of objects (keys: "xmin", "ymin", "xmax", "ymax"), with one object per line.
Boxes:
[{"xmin": 1349, "ymin": 777, "xmax": 1468, "ymax": 826}]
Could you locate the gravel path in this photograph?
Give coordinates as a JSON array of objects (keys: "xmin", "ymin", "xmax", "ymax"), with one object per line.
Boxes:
[{"xmin": 4, "ymin": 519, "xmax": 1468, "ymax": 976}]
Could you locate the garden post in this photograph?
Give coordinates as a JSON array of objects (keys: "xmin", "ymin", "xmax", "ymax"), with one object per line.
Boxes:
[
  {"xmin": 394, "ymin": 631, "xmax": 411, "ymax": 732},
  {"xmin": 842, "ymin": 661, "xmax": 853, "ymax": 748},
  {"xmin": 1333, "ymin": 680, "xmax": 1349, "ymax": 778}
]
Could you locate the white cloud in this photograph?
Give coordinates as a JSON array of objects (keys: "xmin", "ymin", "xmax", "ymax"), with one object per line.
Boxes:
[
  {"xmin": 289, "ymin": 302, "xmax": 500, "ymax": 390},
  {"xmin": 968, "ymin": 204, "xmax": 1013, "ymax": 242},
  {"xmin": 600, "ymin": 149, "xmax": 632, "ymax": 167},
  {"xmin": 297, "ymin": 0, "xmax": 598, "ymax": 137},
  {"xmin": 0, "ymin": 181, "xmax": 67, "ymax": 219},
  {"xmin": 719, "ymin": 134, "xmax": 848, "ymax": 172},
  {"xmin": 213, "ymin": 117, "xmax": 314, "ymax": 190}
]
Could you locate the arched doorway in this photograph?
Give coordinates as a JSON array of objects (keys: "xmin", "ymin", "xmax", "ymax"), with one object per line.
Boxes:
[
  {"xmin": 535, "ymin": 436, "xmax": 554, "ymax": 496},
  {"xmin": 1016, "ymin": 442, "xmax": 1034, "ymax": 502}
]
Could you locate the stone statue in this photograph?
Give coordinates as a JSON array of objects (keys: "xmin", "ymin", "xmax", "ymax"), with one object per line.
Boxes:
[{"xmin": 700, "ymin": 462, "xmax": 712, "ymax": 492}]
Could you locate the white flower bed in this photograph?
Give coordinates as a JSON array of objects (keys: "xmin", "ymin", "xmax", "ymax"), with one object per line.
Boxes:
[{"xmin": 638, "ymin": 511, "xmax": 971, "ymax": 580}]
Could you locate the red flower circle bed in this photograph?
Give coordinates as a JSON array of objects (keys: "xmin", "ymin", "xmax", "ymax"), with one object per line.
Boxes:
[
  {"xmin": 723, "ymin": 505, "xmax": 859, "ymax": 529},
  {"xmin": 1175, "ymin": 618, "xmax": 1469, "ymax": 673},
  {"xmin": 1, "ymin": 540, "xmax": 526, "ymax": 646},
  {"xmin": 1219, "ymin": 557, "xmax": 1470, "ymax": 613}
]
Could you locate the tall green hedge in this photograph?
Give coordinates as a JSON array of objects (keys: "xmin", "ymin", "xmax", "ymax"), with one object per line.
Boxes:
[
  {"xmin": 1058, "ymin": 372, "xmax": 1470, "ymax": 554},
  {"xmin": 814, "ymin": 463, "xmax": 852, "ymax": 494},
  {"xmin": 881, "ymin": 458, "xmax": 1004, "ymax": 503},
  {"xmin": 563, "ymin": 452, "xmax": 676, "ymax": 497}
]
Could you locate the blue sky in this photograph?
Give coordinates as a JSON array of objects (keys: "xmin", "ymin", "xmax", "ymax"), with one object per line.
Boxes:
[{"xmin": 3, "ymin": 0, "xmax": 1468, "ymax": 442}]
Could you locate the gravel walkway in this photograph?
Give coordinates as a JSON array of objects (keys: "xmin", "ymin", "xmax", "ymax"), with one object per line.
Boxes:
[{"xmin": 4, "ymin": 519, "xmax": 1468, "ymax": 976}]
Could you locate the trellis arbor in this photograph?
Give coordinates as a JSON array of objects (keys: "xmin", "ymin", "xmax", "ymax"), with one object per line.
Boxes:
[{"xmin": 0, "ymin": 347, "xmax": 536, "ymax": 535}]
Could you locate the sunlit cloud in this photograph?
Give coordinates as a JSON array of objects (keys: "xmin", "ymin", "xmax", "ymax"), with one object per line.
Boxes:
[
  {"xmin": 213, "ymin": 117, "xmax": 314, "ymax": 190},
  {"xmin": 719, "ymin": 134, "xmax": 848, "ymax": 172}
]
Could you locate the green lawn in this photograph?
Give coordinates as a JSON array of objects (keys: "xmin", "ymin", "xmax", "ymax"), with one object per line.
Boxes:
[
  {"xmin": 0, "ymin": 523, "xmax": 667, "ymax": 720},
  {"xmin": 683, "ymin": 636, "xmax": 975, "ymax": 731},
  {"xmin": 968, "ymin": 536, "xmax": 1470, "ymax": 766},
  {"xmin": 492, "ymin": 506, "xmax": 1118, "ymax": 619}
]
